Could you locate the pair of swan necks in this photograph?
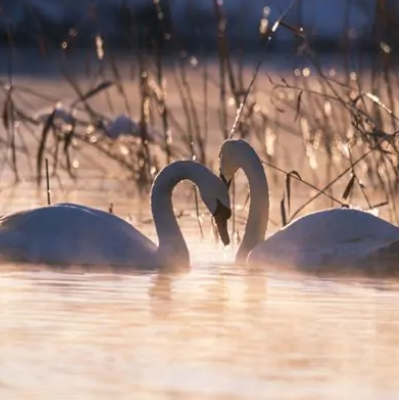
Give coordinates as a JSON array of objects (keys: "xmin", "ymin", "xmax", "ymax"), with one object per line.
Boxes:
[{"xmin": 154, "ymin": 139, "xmax": 265, "ymax": 267}]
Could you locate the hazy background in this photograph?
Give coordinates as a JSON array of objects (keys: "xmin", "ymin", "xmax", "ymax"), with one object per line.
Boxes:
[{"xmin": 0, "ymin": 0, "xmax": 396, "ymax": 52}]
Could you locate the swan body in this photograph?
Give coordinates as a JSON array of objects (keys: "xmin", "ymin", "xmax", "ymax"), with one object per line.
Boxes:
[
  {"xmin": 219, "ymin": 139, "xmax": 399, "ymax": 275},
  {"xmin": 248, "ymin": 208, "xmax": 399, "ymax": 274},
  {"xmin": 0, "ymin": 203, "xmax": 155, "ymax": 266},
  {"xmin": 0, "ymin": 161, "xmax": 231, "ymax": 270}
]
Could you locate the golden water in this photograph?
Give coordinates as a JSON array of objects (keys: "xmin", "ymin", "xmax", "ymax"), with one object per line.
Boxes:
[{"xmin": 1, "ymin": 205, "xmax": 399, "ymax": 399}]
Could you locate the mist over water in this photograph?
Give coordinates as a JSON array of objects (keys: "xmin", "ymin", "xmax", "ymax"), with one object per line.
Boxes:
[
  {"xmin": 2, "ymin": 247, "xmax": 399, "ymax": 399},
  {"xmin": 0, "ymin": 189, "xmax": 399, "ymax": 399}
]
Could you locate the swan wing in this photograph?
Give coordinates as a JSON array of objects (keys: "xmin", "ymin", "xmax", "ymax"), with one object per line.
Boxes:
[
  {"xmin": 273, "ymin": 208, "xmax": 399, "ymax": 247},
  {"xmin": 0, "ymin": 203, "xmax": 157, "ymax": 267},
  {"xmin": 248, "ymin": 208, "xmax": 399, "ymax": 273}
]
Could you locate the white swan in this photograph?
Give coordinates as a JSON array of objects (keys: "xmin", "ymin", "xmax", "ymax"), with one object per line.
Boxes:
[
  {"xmin": 219, "ymin": 139, "xmax": 399, "ymax": 275},
  {"xmin": 0, "ymin": 160, "xmax": 231, "ymax": 270}
]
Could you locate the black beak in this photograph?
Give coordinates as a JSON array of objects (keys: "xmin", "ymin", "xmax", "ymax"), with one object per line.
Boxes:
[
  {"xmin": 220, "ymin": 172, "xmax": 232, "ymax": 189},
  {"xmin": 213, "ymin": 200, "xmax": 231, "ymax": 246}
]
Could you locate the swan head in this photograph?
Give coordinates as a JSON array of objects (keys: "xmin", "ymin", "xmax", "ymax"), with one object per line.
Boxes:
[
  {"xmin": 213, "ymin": 199, "xmax": 232, "ymax": 246},
  {"xmin": 218, "ymin": 139, "xmax": 251, "ymax": 187},
  {"xmin": 200, "ymin": 179, "xmax": 232, "ymax": 246}
]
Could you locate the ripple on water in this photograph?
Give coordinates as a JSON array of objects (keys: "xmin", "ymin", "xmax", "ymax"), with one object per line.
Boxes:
[{"xmin": 1, "ymin": 241, "xmax": 399, "ymax": 399}]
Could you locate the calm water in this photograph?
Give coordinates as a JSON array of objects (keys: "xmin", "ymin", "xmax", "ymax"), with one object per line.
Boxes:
[{"xmin": 1, "ymin": 219, "xmax": 399, "ymax": 399}]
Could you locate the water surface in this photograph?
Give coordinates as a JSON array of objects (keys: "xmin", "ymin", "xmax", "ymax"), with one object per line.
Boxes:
[{"xmin": 1, "ymin": 223, "xmax": 399, "ymax": 399}]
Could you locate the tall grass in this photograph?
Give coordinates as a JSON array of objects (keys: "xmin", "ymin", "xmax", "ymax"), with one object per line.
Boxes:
[{"xmin": 1, "ymin": 0, "xmax": 399, "ymax": 236}]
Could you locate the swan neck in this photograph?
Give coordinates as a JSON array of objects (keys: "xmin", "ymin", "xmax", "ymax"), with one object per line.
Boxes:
[
  {"xmin": 236, "ymin": 148, "xmax": 269, "ymax": 264},
  {"xmin": 151, "ymin": 161, "xmax": 207, "ymax": 268}
]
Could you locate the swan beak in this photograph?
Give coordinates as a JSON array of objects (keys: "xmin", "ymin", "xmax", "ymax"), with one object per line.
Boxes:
[
  {"xmin": 213, "ymin": 200, "xmax": 231, "ymax": 246},
  {"xmin": 214, "ymin": 213, "xmax": 230, "ymax": 246}
]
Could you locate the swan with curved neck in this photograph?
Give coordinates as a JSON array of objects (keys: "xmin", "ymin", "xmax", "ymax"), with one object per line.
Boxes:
[
  {"xmin": 219, "ymin": 139, "xmax": 399, "ymax": 275},
  {"xmin": 0, "ymin": 160, "xmax": 231, "ymax": 270},
  {"xmin": 218, "ymin": 139, "xmax": 270, "ymax": 264}
]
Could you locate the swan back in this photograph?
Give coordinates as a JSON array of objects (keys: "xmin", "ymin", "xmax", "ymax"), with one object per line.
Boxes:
[
  {"xmin": 0, "ymin": 203, "xmax": 156, "ymax": 266},
  {"xmin": 269, "ymin": 208, "xmax": 399, "ymax": 247},
  {"xmin": 248, "ymin": 208, "xmax": 399, "ymax": 271}
]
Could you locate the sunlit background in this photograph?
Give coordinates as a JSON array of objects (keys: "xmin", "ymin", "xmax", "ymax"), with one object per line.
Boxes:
[{"xmin": 1, "ymin": 0, "xmax": 399, "ymax": 398}]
